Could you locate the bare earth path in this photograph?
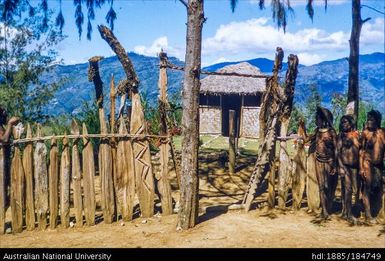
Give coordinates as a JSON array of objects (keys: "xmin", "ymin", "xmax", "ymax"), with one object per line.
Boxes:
[{"xmin": 0, "ymin": 210, "xmax": 384, "ymax": 248}]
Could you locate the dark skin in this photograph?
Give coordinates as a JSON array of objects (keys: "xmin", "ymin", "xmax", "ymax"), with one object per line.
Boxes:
[
  {"xmin": 360, "ymin": 110, "xmax": 385, "ymax": 223},
  {"xmin": 0, "ymin": 117, "xmax": 20, "ymax": 143},
  {"xmin": 337, "ymin": 115, "xmax": 360, "ymax": 222},
  {"xmin": 314, "ymin": 108, "xmax": 338, "ymax": 220}
]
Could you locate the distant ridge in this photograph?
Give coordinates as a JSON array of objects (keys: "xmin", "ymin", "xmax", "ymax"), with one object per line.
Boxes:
[{"xmin": 41, "ymin": 52, "xmax": 384, "ymax": 115}]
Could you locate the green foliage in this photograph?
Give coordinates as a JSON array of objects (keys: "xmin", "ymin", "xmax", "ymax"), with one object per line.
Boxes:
[
  {"xmin": 0, "ymin": 3, "xmax": 65, "ymax": 122},
  {"xmin": 288, "ymin": 104, "xmax": 305, "ymax": 134},
  {"xmin": 331, "ymin": 93, "xmax": 347, "ymax": 130},
  {"xmin": 303, "ymin": 84, "xmax": 321, "ymax": 133},
  {"xmin": 357, "ymin": 101, "xmax": 373, "ymax": 131}
]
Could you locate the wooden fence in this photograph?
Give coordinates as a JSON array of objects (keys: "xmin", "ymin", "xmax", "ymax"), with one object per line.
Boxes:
[{"xmin": 0, "ymin": 120, "xmax": 175, "ymax": 234}]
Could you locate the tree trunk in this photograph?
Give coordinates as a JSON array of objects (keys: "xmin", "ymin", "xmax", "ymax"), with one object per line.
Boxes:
[
  {"xmin": 277, "ymin": 54, "xmax": 299, "ymax": 209},
  {"xmin": 177, "ymin": 0, "xmax": 204, "ymax": 230},
  {"xmin": 347, "ymin": 0, "xmax": 369, "ymax": 126}
]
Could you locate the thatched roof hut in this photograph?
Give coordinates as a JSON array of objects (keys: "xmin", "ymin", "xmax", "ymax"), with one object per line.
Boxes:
[
  {"xmin": 199, "ymin": 62, "xmax": 267, "ymax": 138},
  {"xmin": 200, "ymin": 62, "xmax": 266, "ymax": 96}
]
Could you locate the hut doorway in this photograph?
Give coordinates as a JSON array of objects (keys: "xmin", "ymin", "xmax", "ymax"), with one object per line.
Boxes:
[{"xmin": 221, "ymin": 95, "xmax": 241, "ymax": 137}]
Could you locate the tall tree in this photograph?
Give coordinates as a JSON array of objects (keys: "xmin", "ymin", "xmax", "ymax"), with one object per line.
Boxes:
[
  {"xmin": 176, "ymin": 0, "xmax": 204, "ymax": 230},
  {"xmin": 346, "ymin": 0, "xmax": 371, "ymax": 126},
  {"xmin": 0, "ymin": 1, "xmax": 65, "ymax": 122}
]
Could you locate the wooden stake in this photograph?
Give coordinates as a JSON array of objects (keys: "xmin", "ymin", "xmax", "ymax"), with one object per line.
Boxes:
[
  {"xmin": 88, "ymin": 55, "xmax": 115, "ymax": 224},
  {"xmin": 131, "ymin": 92, "xmax": 155, "ymax": 218},
  {"xmin": 71, "ymin": 120, "xmax": 83, "ymax": 227},
  {"xmin": 10, "ymin": 126, "xmax": 24, "ymax": 233},
  {"xmin": 115, "ymin": 117, "xmax": 135, "ymax": 221},
  {"xmin": 82, "ymin": 124, "xmax": 96, "ymax": 226},
  {"xmin": 23, "ymin": 124, "xmax": 35, "ymax": 231},
  {"xmin": 34, "ymin": 125, "xmax": 48, "ymax": 230},
  {"xmin": 229, "ymin": 110, "xmax": 236, "ymax": 175},
  {"xmin": 157, "ymin": 51, "xmax": 173, "ymax": 215},
  {"xmin": 48, "ymin": 137, "xmax": 59, "ymax": 229},
  {"xmin": 60, "ymin": 135, "xmax": 70, "ymax": 228}
]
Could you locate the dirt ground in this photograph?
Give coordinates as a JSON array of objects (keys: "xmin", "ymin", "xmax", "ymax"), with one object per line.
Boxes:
[{"xmin": 1, "ymin": 149, "xmax": 384, "ymax": 248}]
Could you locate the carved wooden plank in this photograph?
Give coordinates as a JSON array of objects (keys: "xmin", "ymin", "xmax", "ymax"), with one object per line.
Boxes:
[
  {"xmin": 306, "ymin": 152, "xmax": 320, "ymax": 213},
  {"xmin": 71, "ymin": 120, "xmax": 83, "ymax": 227},
  {"xmin": 60, "ymin": 135, "xmax": 70, "ymax": 228},
  {"xmin": 292, "ymin": 141, "xmax": 307, "ymax": 210},
  {"xmin": 115, "ymin": 117, "xmax": 135, "ymax": 221},
  {"xmin": 10, "ymin": 126, "xmax": 24, "ymax": 233},
  {"xmin": 23, "ymin": 124, "xmax": 35, "ymax": 231},
  {"xmin": 0, "ymin": 144, "xmax": 5, "ymax": 234},
  {"xmin": 34, "ymin": 125, "xmax": 48, "ymax": 230},
  {"xmin": 82, "ymin": 124, "xmax": 96, "ymax": 226},
  {"xmin": 48, "ymin": 137, "xmax": 59, "ymax": 229},
  {"xmin": 131, "ymin": 92, "xmax": 155, "ymax": 218}
]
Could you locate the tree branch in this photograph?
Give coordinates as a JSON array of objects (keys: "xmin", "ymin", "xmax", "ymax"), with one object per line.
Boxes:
[
  {"xmin": 362, "ymin": 17, "xmax": 371, "ymax": 24},
  {"xmin": 361, "ymin": 4, "xmax": 385, "ymax": 15},
  {"xmin": 178, "ymin": 0, "xmax": 188, "ymax": 9},
  {"xmin": 98, "ymin": 25, "xmax": 139, "ymax": 94}
]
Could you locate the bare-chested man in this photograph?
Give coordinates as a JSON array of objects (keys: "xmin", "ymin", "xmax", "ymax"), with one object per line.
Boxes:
[
  {"xmin": 360, "ymin": 110, "xmax": 384, "ymax": 224},
  {"xmin": 337, "ymin": 115, "xmax": 360, "ymax": 223},
  {"xmin": 313, "ymin": 107, "xmax": 338, "ymax": 220}
]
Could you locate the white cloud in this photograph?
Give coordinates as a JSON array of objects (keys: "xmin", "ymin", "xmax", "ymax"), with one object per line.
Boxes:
[
  {"xmin": 134, "ymin": 36, "xmax": 184, "ymax": 60},
  {"xmin": 202, "ymin": 17, "xmax": 384, "ymax": 65},
  {"xmin": 361, "ymin": 18, "xmax": 385, "ymax": 46},
  {"xmin": 297, "ymin": 52, "xmax": 325, "ymax": 65}
]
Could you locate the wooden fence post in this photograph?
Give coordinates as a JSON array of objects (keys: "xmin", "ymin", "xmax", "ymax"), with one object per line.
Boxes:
[
  {"xmin": 48, "ymin": 137, "xmax": 59, "ymax": 229},
  {"xmin": 82, "ymin": 124, "xmax": 96, "ymax": 226},
  {"xmin": 131, "ymin": 92, "xmax": 155, "ymax": 218},
  {"xmin": 71, "ymin": 120, "xmax": 83, "ymax": 227},
  {"xmin": 229, "ymin": 110, "xmax": 236, "ymax": 175},
  {"xmin": 88, "ymin": 56, "xmax": 115, "ymax": 224},
  {"xmin": 115, "ymin": 117, "xmax": 135, "ymax": 221},
  {"xmin": 34, "ymin": 125, "xmax": 48, "ymax": 230},
  {"xmin": 157, "ymin": 51, "xmax": 173, "ymax": 215},
  {"xmin": 23, "ymin": 124, "xmax": 35, "ymax": 231},
  {"xmin": 60, "ymin": 135, "xmax": 70, "ymax": 228},
  {"xmin": 10, "ymin": 126, "xmax": 24, "ymax": 233}
]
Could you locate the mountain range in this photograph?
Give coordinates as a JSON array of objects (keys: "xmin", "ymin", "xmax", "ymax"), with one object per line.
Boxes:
[{"xmin": 42, "ymin": 52, "xmax": 384, "ymax": 116}]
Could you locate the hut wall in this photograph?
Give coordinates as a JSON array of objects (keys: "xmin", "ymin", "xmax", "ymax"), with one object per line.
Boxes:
[
  {"xmin": 199, "ymin": 106, "xmax": 221, "ymax": 134},
  {"xmin": 241, "ymin": 106, "xmax": 260, "ymax": 138}
]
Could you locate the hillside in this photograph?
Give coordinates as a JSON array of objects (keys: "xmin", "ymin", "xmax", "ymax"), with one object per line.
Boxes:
[{"xmin": 42, "ymin": 52, "xmax": 384, "ymax": 115}]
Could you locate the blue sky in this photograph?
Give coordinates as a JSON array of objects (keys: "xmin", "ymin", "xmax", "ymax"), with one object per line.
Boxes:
[{"xmin": 49, "ymin": 0, "xmax": 385, "ymax": 66}]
